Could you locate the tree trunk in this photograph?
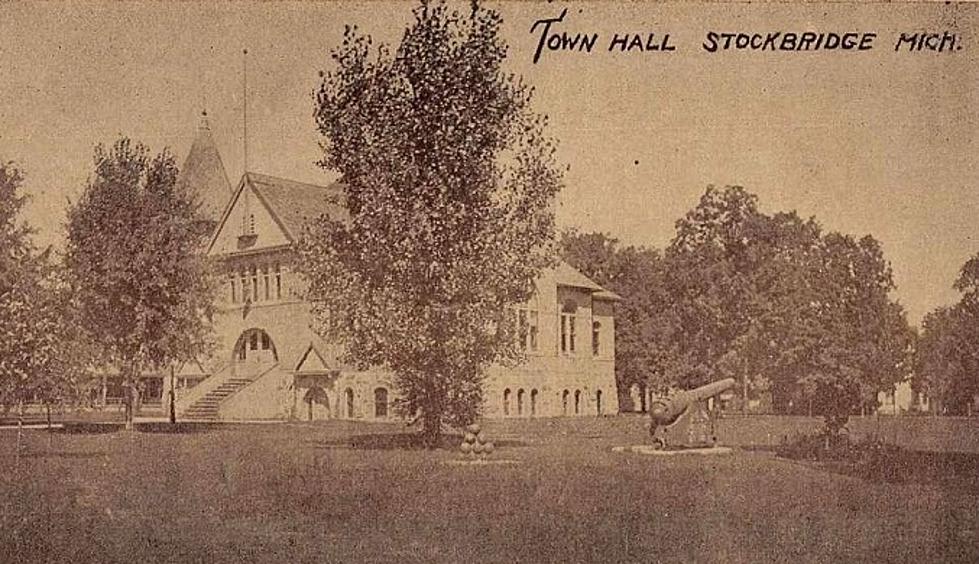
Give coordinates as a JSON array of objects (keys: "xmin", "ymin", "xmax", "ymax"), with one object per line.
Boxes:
[
  {"xmin": 124, "ymin": 363, "xmax": 135, "ymax": 431},
  {"xmin": 16, "ymin": 400, "xmax": 24, "ymax": 467},
  {"xmin": 169, "ymin": 365, "xmax": 177, "ymax": 425},
  {"xmin": 742, "ymin": 373, "xmax": 749, "ymax": 415},
  {"xmin": 421, "ymin": 409, "xmax": 442, "ymax": 449}
]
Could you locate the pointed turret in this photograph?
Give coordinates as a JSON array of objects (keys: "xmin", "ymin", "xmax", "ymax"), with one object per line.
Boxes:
[{"xmin": 177, "ymin": 110, "xmax": 233, "ymax": 224}]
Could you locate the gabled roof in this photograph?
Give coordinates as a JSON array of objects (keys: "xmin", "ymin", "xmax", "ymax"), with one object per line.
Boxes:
[
  {"xmin": 177, "ymin": 116, "xmax": 233, "ymax": 222},
  {"xmin": 552, "ymin": 261, "xmax": 620, "ymax": 299},
  {"xmin": 207, "ymin": 172, "xmax": 347, "ymax": 254},
  {"xmin": 245, "ymin": 172, "xmax": 348, "ymax": 240},
  {"xmin": 294, "ymin": 343, "xmax": 332, "ymax": 373}
]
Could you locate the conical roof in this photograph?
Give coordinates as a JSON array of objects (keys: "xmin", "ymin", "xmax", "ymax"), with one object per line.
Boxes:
[{"xmin": 177, "ymin": 112, "xmax": 233, "ymax": 222}]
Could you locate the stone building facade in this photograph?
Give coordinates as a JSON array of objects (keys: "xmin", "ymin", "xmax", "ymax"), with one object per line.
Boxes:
[{"xmin": 169, "ymin": 118, "xmax": 619, "ymax": 421}]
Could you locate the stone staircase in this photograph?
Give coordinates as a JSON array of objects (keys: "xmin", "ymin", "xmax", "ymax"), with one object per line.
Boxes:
[
  {"xmin": 181, "ymin": 377, "xmax": 255, "ymax": 420},
  {"xmin": 181, "ymin": 362, "xmax": 278, "ymax": 421}
]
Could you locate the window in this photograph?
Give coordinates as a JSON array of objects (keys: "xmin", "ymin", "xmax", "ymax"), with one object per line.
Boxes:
[
  {"xmin": 345, "ymin": 388, "xmax": 355, "ymax": 418},
  {"xmin": 503, "ymin": 388, "xmax": 511, "ymax": 416},
  {"xmin": 596, "ymin": 390, "xmax": 603, "ymax": 415},
  {"xmin": 240, "ymin": 268, "xmax": 248, "ymax": 302},
  {"xmin": 562, "ymin": 390, "xmax": 569, "ymax": 415},
  {"xmin": 275, "ymin": 263, "xmax": 282, "ymax": 300},
  {"xmin": 530, "ymin": 389, "xmax": 538, "ymax": 416},
  {"xmin": 592, "ymin": 321, "xmax": 601, "ymax": 356},
  {"xmin": 230, "ymin": 275, "xmax": 237, "ymax": 304},
  {"xmin": 517, "ymin": 309, "xmax": 528, "ymax": 350},
  {"xmin": 249, "ymin": 331, "xmax": 258, "ymax": 351},
  {"xmin": 261, "ymin": 332, "xmax": 270, "ymax": 350},
  {"xmin": 251, "ymin": 266, "xmax": 258, "ymax": 302},
  {"xmin": 263, "ymin": 265, "xmax": 270, "ymax": 301},
  {"xmin": 516, "ymin": 307, "xmax": 539, "ymax": 352},
  {"xmin": 517, "ymin": 389, "xmax": 525, "ymax": 416},
  {"xmin": 574, "ymin": 390, "xmax": 581, "ymax": 415},
  {"xmin": 560, "ymin": 303, "xmax": 576, "ymax": 354},
  {"xmin": 374, "ymin": 388, "xmax": 388, "ymax": 418}
]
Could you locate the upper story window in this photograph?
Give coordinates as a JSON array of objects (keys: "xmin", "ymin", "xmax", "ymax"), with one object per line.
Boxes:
[
  {"xmin": 275, "ymin": 263, "xmax": 282, "ymax": 300},
  {"xmin": 592, "ymin": 321, "xmax": 601, "ymax": 356},
  {"xmin": 514, "ymin": 300, "xmax": 539, "ymax": 352},
  {"xmin": 560, "ymin": 302, "xmax": 576, "ymax": 355},
  {"xmin": 227, "ymin": 261, "xmax": 287, "ymax": 305}
]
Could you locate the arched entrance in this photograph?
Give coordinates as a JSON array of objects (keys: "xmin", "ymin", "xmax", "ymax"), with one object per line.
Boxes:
[
  {"xmin": 303, "ymin": 387, "xmax": 330, "ymax": 421},
  {"xmin": 233, "ymin": 328, "xmax": 278, "ymax": 369}
]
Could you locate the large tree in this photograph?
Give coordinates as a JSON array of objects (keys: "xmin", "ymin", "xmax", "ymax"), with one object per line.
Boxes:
[
  {"xmin": 65, "ymin": 139, "xmax": 215, "ymax": 429},
  {"xmin": 916, "ymin": 255, "xmax": 979, "ymax": 414},
  {"xmin": 663, "ymin": 185, "xmax": 913, "ymax": 429},
  {"xmin": 0, "ymin": 162, "xmax": 90, "ymax": 417},
  {"xmin": 300, "ymin": 1, "xmax": 561, "ymax": 443}
]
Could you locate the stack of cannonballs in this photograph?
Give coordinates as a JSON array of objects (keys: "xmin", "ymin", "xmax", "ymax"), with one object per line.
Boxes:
[{"xmin": 459, "ymin": 423, "xmax": 494, "ymax": 458}]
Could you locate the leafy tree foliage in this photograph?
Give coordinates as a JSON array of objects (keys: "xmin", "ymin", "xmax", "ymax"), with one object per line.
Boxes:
[
  {"xmin": 559, "ymin": 230, "xmax": 675, "ymax": 405},
  {"xmin": 916, "ymin": 255, "xmax": 979, "ymax": 414},
  {"xmin": 300, "ymin": 1, "xmax": 561, "ymax": 443},
  {"xmin": 0, "ymin": 162, "xmax": 91, "ymax": 413},
  {"xmin": 624, "ymin": 185, "xmax": 912, "ymax": 429},
  {"xmin": 65, "ymin": 139, "xmax": 215, "ymax": 428}
]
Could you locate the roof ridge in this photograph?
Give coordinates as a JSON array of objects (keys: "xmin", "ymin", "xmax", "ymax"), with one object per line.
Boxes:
[{"xmin": 244, "ymin": 170, "xmax": 342, "ymax": 192}]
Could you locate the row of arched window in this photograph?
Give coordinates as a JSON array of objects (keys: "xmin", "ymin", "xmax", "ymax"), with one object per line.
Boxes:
[
  {"xmin": 306, "ymin": 386, "xmax": 389, "ymax": 419},
  {"xmin": 229, "ymin": 262, "xmax": 283, "ymax": 304},
  {"xmin": 502, "ymin": 388, "xmax": 604, "ymax": 416}
]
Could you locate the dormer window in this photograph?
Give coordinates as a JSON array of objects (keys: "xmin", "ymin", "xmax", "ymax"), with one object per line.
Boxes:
[{"xmin": 238, "ymin": 213, "xmax": 257, "ymax": 248}]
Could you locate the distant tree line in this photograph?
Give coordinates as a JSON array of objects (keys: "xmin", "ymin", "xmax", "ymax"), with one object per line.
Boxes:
[
  {"xmin": 915, "ymin": 256, "xmax": 979, "ymax": 415},
  {"xmin": 562, "ymin": 185, "xmax": 918, "ymax": 430}
]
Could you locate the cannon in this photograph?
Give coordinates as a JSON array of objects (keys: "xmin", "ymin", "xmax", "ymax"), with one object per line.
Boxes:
[{"xmin": 648, "ymin": 378, "xmax": 736, "ymax": 450}]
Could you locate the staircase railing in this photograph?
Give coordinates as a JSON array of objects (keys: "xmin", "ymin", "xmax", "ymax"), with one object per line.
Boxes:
[{"xmin": 174, "ymin": 363, "xmax": 233, "ymax": 415}]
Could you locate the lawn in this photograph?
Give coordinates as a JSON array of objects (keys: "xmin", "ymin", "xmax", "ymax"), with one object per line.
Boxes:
[{"xmin": 0, "ymin": 416, "xmax": 976, "ymax": 563}]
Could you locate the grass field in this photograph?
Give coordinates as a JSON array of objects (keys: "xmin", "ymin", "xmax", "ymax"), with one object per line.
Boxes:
[{"xmin": 0, "ymin": 415, "xmax": 976, "ymax": 563}]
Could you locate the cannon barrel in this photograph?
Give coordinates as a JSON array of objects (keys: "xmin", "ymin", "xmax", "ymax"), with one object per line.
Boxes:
[{"xmin": 648, "ymin": 378, "xmax": 736, "ymax": 426}]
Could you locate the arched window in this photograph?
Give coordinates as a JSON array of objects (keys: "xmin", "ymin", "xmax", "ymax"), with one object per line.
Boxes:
[
  {"xmin": 562, "ymin": 390, "xmax": 570, "ymax": 416},
  {"xmin": 530, "ymin": 389, "xmax": 538, "ymax": 417},
  {"xmin": 596, "ymin": 390, "xmax": 603, "ymax": 415},
  {"xmin": 574, "ymin": 389, "xmax": 581, "ymax": 415},
  {"xmin": 345, "ymin": 388, "xmax": 355, "ymax": 419},
  {"xmin": 503, "ymin": 388, "xmax": 511, "ymax": 416},
  {"xmin": 275, "ymin": 263, "xmax": 282, "ymax": 300},
  {"xmin": 262, "ymin": 265, "xmax": 270, "ymax": 301},
  {"xmin": 517, "ymin": 389, "xmax": 525, "ymax": 416},
  {"xmin": 374, "ymin": 387, "xmax": 388, "ymax": 418},
  {"xmin": 234, "ymin": 329, "xmax": 277, "ymax": 363},
  {"xmin": 592, "ymin": 321, "xmax": 601, "ymax": 356},
  {"xmin": 560, "ymin": 302, "xmax": 577, "ymax": 354}
]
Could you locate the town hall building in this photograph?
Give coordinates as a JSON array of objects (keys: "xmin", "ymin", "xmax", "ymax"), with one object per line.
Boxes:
[{"xmin": 165, "ymin": 115, "xmax": 620, "ymax": 422}]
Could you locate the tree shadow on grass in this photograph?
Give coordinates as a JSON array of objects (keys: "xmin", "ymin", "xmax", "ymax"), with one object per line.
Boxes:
[
  {"xmin": 307, "ymin": 432, "xmax": 528, "ymax": 451},
  {"xmin": 48, "ymin": 422, "xmax": 124, "ymax": 435},
  {"xmin": 49, "ymin": 421, "xmax": 222, "ymax": 435},
  {"xmin": 18, "ymin": 451, "xmax": 108, "ymax": 459},
  {"xmin": 782, "ymin": 448, "xmax": 979, "ymax": 490},
  {"xmin": 134, "ymin": 422, "xmax": 223, "ymax": 434}
]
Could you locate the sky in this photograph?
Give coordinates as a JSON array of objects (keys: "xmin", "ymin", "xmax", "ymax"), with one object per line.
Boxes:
[{"xmin": 0, "ymin": 1, "xmax": 976, "ymax": 324}]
